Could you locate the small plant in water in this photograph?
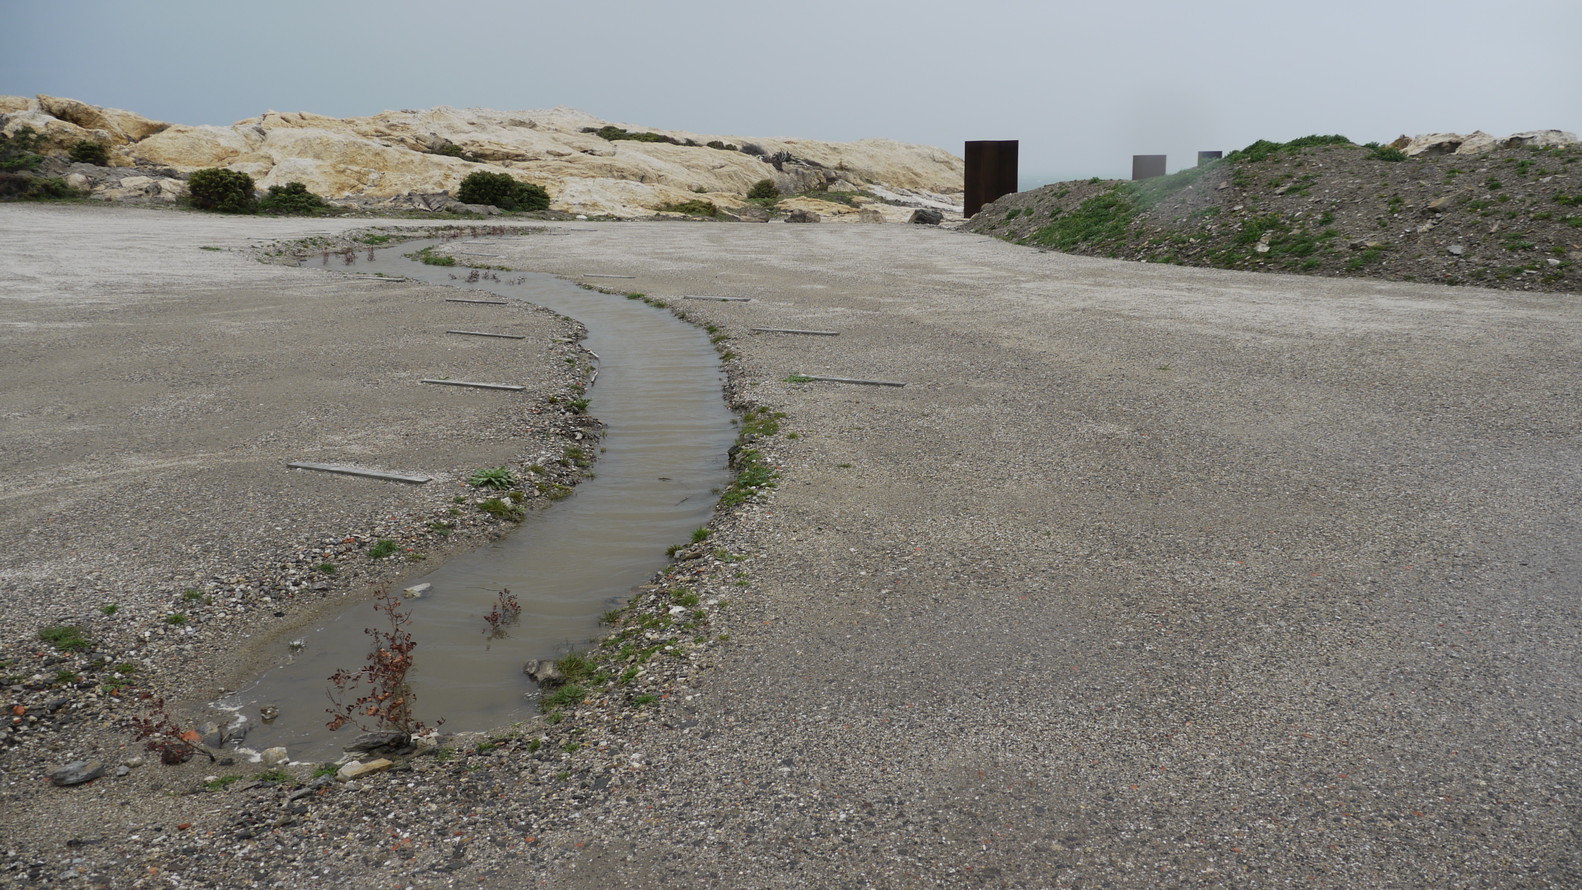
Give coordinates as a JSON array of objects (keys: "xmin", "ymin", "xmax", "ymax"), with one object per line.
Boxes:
[
  {"xmin": 483, "ymin": 588, "xmax": 522, "ymax": 639},
  {"xmin": 326, "ymin": 591, "xmax": 438, "ymax": 738}
]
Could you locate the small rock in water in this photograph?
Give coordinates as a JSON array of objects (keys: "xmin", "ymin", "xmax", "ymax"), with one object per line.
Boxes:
[
  {"xmin": 259, "ymin": 705, "xmax": 280, "ymax": 723},
  {"xmin": 523, "ymin": 660, "xmax": 564, "ymax": 686},
  {"xmin": 47, "ymin": 760, "xmax": 105, "ymax": 787},
  {"xmin": 261, "ymin": 747, "xmax": 290, "ymax": 767},
  {"xmin": 402, "ymin": 583, "xmax": 431, "ymax": 598}
]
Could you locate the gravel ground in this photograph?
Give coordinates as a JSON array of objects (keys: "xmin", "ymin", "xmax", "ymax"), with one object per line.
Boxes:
[{"xmin": 3, "ymin": 208, "xmax": 1580, "ymax": 889}]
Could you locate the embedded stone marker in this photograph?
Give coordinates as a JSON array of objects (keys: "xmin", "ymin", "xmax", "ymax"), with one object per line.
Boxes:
[
  {"xmin": 287, "ymin": 462, "xmax": 433, "ymax": 484},
  {"xmin": 752, "ymin": 328, "xmax": 840, "ymax": 336},
  {"xmin": 445, "ymin": 297, "xmax": 509, "ymax": 305},
  {"xmin": 446, "ymin": 330, "xmax": 527, "ymax": 339},
  {"xmin": 1197, "ymin": 150, "xmax": 1223, "ymax": 165},
  {"xmin": 1132, "ymin": 155, "xmax": 1167, "ymax": 180},
  {"xmin": 420, "ymin": 379, "xmax": 525, "ymax": 391},
  {"xmin": 965, "ymin": 140, "xmax": 1020, "ymax": 218},
  {"xmin": 344, "ymin": 273, "xmax": 410, "ymax": 282},
  {"xmin": 791, "ymin": 374, "xmax": 906, "ymax": 387},
  {"xmin": 683, "ymin": 295, "xmax": 752, "ymax": 302}
]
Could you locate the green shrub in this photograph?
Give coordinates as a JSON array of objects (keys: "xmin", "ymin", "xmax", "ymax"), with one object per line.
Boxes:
[
  {"xmin": 187, "ymin": 168, "xmax": 257, "ymax": 213},
  {"xmin": 592, "ymin": 125, "xmax": 676, "ymax": 144},
  {"xmin": 659, "ymin": 199, "xmax": 717, "ymax": 217},
  {"xmin": 747, "ymin": 179, "xmax": 779, "ymax": 201},
  {"xmin": 1365, "ymin": 144, "xmax": 1408, "ymax": 162},
  {"xmin": 1228, "ymin": 134, "xmax": 1352, "ymax": 164},
  {"xmin": 456, "ymin": 170, "xmax": 550, "ymax": 211},
  {"xmin": 0, "ymin": 174, "xmax": 81, "ymax": 200},
  {"xmin": 257, "ymin": 181, "xmax": 329, "ymax": 215},
  {"xmin": 0, "ymin": 127, "xmax": 45, "ymax": 172},
  {"xmin": 68, "ymin": 140, "xmax": 110, "ymax": 165},
  {"xmin": 467, "ymin": 466, "xmax": 519, "ymax": 489}
]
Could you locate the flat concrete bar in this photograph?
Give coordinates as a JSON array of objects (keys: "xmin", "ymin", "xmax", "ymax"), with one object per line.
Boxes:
[
  {"xmin": 583, "ymin": 274, "xmax": 636, "ymax": 279},
  {"xmin": 444, "ymin": 298, "xmax": 510, "ymax": 305},
  {"xmin": 793, "ymin": 374, "xmax": 906, "ymax": 387},
  {"xmin": 446, "ymin": 330, "xmax": 527, "ymax": 339},
  {"xmin": 684, "ymin": 295, "xmax": 753, "ymax": 302},
  {"xmin": 752, "ymin": 328, "xmax": 840, "ymax": 336},
  {"xmin": 457, "ymin": 252, "xmax": 501, "ymax": 257},
  {"xmin": 420, "ymin": 379, "xmax": 525, "ymax": 391},
  {"xmin": 287, "ymin": 462, "xmax": 432, "ymax": 484}
]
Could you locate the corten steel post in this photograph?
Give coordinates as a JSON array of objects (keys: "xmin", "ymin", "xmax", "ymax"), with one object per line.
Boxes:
[
  {"xmin": 1132, "ymin": 155, "xmax": 1167, "ymax": 180},
  {"xmin": 1197, "ymin": 150, "xmax": 1223, "ymax": 165},
  {"xmin": 964, "ymin": 140, "xmax": 1019, "ymax": 218}
]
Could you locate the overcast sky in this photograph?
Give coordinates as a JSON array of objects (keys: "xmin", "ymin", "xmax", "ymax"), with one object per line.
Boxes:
[{"xmin": 6, "ymin": 0, "xmax": 1579, "ymax": 188}]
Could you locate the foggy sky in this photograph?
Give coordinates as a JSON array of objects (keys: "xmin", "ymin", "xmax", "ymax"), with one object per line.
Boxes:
[{"xmin": 5, "ymin": 0, "xmax": 1579, "ymax": 189}]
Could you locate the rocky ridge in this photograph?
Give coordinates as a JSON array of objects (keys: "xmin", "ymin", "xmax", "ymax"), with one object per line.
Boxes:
[
  {"xmin": 0, "ymin": 95, "xmax": 964, "ymax": 220},
  {"xmin": 965, "ymin": 131, "xmax": 1581, "ymax": 294}
]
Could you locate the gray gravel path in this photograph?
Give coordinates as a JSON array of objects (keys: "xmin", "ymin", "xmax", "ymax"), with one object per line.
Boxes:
[
  {"xmin": 2, "ymin": 208, "xmax": 1578, "ymax": 889},
  {"xmin": 497, "ymin": 221, "xmax": 1581, "ymax": 888}
]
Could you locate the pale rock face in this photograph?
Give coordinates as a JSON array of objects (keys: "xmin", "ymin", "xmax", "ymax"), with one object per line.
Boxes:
[
  {"xmin": 5, "ymin": 95, "xmax": 967, "ymax": 216},
  {"xmin": 36, "ymin": 95, "xmax": 169, "ymax": 142},
  {"xmin": 1, "ymin": 109, "xmax": 99, "ymax": 147},
  {"xmin": 132, "ymin": 125, "xmax": 262, "ymax": 169},
  {"xmin": 1399, "ymin": 129, "xmax": 1578, "ymax": 156},
  {"xmin": 1502, "ymin": 129, "xmax": 1579, "ymax": 150}
]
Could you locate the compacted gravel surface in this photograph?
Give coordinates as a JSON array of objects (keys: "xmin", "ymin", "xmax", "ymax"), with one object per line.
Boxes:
[{"xmin": 2, "ymin": 206, "xmax": 1579, "ymax": 889}]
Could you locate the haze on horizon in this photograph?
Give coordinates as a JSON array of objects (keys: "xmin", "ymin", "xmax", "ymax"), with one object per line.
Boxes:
[{"xmin": 5, "ymin": 0, "xmax": 1578, "ymax": 191}]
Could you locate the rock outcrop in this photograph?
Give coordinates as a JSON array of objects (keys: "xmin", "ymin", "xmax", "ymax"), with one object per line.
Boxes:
[
  {"xmin": 0, "ymin": 95, "xmax": 964, "ymax": 219},
  {"xmin": 1389, "ymin": 129, "xmax": 1578, "ymax": 157}
]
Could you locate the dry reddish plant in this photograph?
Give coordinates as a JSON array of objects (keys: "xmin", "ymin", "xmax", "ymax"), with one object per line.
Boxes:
[{"xmin": 326, "ymin": 591, "xmax": 438, "ymax": 737}]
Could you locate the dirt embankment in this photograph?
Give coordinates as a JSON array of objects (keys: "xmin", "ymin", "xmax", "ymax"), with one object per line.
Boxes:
[{"xmin": 965, "ymin": 138, "xmax": 1582, "ymax": 294}]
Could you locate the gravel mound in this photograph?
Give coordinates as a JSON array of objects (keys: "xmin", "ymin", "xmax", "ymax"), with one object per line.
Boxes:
[{"xmin": 964, "ymin": 138, "xmax": 1581, "ymax": 293}]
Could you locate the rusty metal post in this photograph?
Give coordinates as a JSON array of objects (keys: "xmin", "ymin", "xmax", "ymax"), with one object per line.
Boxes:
[
  {"xmin": 1132, "ymin": 155, "xmax": 1167, "ymax": 180},
  {"xmin": 964, "ymin": 140, "xmax": 1019, "ymax": 218},
  {"xmin": 1197, "ymin": 150, "xmax": 1223, "ymax": 166}
]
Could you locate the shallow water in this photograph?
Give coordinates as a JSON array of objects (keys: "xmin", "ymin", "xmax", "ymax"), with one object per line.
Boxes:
[{"xmin": 219, "ymin": 238, "xmax": 734, "ymax": 762}]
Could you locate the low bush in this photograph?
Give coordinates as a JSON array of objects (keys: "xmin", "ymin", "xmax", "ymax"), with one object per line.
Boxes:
[
  {"xmin": 456, "ymin": 170, "xmax": 550, "ymax": 211},
  {"xmin": 0, "ymin": 127, "xmax": 45, "ymax": 172},
  {"xmin": 68, "ymin": 140, "xmax": 110, "ymax": 165},
  {"xmin": 591, "ymin": 125, "xmax": 676, "ymax": 144},
  {"xmin": 187, "ymin": 168, "xmax": 257, "ymax": 213},
  {"xmin": 1364, "ymin": 143, "xmax": 1408, "ymax": 162},
  {"xmin": 659, "ymin": 199, "xmax": 718, "ymax": 217},
  {"xmin": 747, "ymin": 179, "xmax": 779, "ymax": 201},
  {"xmin": 257, "ymin": 181, "xmax": 329, "ymax": 215},
  {"xmin": 1228, "ymin": 134, "xmax": 1352, "ymax": 164},
  {"xmin": 0, "ymin": 174, "xmax": 81, "ymax": 201}
]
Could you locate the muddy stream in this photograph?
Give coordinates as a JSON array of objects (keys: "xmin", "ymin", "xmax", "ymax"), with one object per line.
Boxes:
[{"xmin": 217, "ymin": 236, "xmax": 735, "ymax": 762}]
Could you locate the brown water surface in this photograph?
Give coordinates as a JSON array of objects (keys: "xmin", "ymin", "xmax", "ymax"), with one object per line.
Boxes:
[{"xmin": 218, "ymin": 239, "xmax": 734, "ymax": 761}]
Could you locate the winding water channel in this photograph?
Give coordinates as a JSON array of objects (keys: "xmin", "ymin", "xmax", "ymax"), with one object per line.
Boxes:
[{"xmin": 219, "ymin": 236, "xmax": 735, "ymax": 762}]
